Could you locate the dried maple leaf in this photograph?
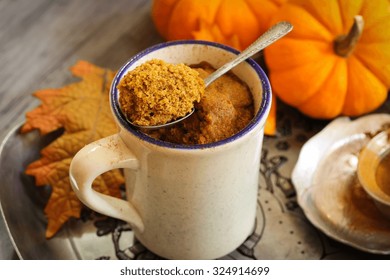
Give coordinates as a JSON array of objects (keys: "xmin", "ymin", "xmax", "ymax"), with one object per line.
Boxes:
[{"xmin": 21, "ymin": 61, "xmax": 124, "ymax": 238}]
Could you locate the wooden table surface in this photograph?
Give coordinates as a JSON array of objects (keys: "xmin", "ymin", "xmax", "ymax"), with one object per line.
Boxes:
[{"xmin": 0, "ymin": 0, "xmax": 162, "ymax": 259}]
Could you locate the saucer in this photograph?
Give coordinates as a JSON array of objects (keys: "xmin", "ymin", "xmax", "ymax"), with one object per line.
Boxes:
[{"xmin": 293, "ymin": 114, "xmax": 390, "ymax": 254}]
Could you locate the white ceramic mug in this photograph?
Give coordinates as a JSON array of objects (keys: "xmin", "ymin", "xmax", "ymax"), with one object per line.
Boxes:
[{"xmin": 70, "ymin": 40, "xmax": 272, "ymax": 259}]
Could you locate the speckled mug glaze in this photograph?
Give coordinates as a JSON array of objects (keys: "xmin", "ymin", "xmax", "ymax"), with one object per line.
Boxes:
[{"xmin": 70, "ymin": 40, "xmax": 271, "ymax": 259}]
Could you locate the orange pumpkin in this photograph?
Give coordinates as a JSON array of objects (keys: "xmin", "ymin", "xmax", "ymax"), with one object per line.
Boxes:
[
  {"xmin": 264, "ymin": 0, "xmax": 390, "ymax": 119},
  {"xmin": 152, "ymin": 0, "xmax": 286, "ymax": 50},
  {"xmin": 151, "ymin": 0, "xmax": 286, "ymax": 135}
]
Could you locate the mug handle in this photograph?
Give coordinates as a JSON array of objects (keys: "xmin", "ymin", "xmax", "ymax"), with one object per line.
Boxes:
[{"xmin": 69, "ymin": 133, "xmax": 144, "ymax": 232}]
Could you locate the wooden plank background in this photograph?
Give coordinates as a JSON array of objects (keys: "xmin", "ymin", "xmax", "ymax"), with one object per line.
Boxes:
[{"xmin": 0, "ymin": 0, "xmax": 162, "ymax": 139}]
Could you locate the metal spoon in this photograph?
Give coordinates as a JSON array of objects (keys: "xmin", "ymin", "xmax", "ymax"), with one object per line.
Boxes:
[{"xmin": 131, "ymin": 21, "xmax": 293, "ymax": 130}]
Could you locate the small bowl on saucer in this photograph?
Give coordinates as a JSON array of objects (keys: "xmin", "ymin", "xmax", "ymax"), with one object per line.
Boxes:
[{"xmin": 358, "ymin": 129, "xmax": 390, "ymax": 219}]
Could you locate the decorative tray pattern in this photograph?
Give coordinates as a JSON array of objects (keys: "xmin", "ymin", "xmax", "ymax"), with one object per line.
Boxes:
[{"xmin": 1, "ymin": 106, "xmax": 389, "ymax": 259}]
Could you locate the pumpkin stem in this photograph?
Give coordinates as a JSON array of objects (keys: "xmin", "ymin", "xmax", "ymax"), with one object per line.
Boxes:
[{"xmin": 334, "ymin": 15, "xmax": 364, "ymax": 58}]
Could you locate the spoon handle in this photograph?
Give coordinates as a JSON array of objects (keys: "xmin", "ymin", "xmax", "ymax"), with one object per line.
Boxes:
[{"xmin": 204, "ymin": 21, "xmax": 293, "ymax": 87}]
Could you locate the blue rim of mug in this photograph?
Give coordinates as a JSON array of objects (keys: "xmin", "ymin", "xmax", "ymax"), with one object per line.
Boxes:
[{"xmin": 111, "ymin": 40, "xmax": 272, "ymax": 150}]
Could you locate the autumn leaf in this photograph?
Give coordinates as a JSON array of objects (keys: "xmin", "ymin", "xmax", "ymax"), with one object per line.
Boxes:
[{"xmin": 21, "ymin": 61, "xmax": 124, "ymax": 238}]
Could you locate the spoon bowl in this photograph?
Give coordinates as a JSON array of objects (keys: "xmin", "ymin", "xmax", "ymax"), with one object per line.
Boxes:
[
  {"xmin": 129, "ymin": 108, "xmax": 195, "ymax": 130},
  {"xmin": 127, "ymin": 21, "xmax": 293, "ymax": 130}
]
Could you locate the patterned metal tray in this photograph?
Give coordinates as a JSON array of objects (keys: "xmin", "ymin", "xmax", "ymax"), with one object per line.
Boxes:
[{"xmin": 1, "ymin": 105, "xmax": 389, "ymax": 259}]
